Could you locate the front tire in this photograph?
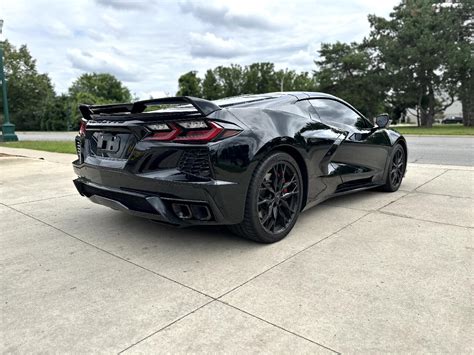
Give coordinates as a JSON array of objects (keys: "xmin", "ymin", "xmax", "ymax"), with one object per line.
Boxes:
[
  {"xmin": 229, "ymin": 152, "xmax": 303, "ymax": 243},
  {"xmin": 381, "ymin": 143, "xmax": 406, "ymax": 192}
]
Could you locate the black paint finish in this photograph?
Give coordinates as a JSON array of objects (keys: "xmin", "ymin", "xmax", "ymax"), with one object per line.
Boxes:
[{"xmin": 73, "ymin": 92, "xmax": 407, "ymax": 227}]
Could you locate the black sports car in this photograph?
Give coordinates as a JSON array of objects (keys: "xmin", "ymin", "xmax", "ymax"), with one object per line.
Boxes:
[{"xmin": 73, "ymin": 92, "xmax": 407, "ymax": 243}]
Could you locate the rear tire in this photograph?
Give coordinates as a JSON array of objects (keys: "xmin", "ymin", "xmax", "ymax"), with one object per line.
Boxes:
[
  {"xmin": 381, "ymin": 144, "xmax": 406, "ymax": 192},
  {"xmin": 229, "ymin": 152, "xmax": 303, "ymax": 243}
]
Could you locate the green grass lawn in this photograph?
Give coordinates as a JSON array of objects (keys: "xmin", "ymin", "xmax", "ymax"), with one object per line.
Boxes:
[
  {"xmin": 393, "ymin": 125, "xmax": 474, "ymax": 135},
  {"xmin": 0, "ymin": 141, "xmax": 76, "ymax": 154},
  {"xmin": 0, "ymin": 125, "xmax": 472, "ymax": 155}
]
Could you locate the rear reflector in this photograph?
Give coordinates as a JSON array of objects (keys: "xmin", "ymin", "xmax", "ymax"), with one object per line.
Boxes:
[
  {"xmin": 178, "ymin": 121, "xmax": 208, "ymax": 129},
  {"xmin": 147, "ymin": 123, "xmax": 169, "ymax": 131}
]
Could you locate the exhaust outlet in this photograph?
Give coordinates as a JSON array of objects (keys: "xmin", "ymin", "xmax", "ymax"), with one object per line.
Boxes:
[
  {"xmin": 171, "ymin": 203, "xmax": 192, "ymax": 219},
  {"xmin": 190, "ymin": 205, "xmax": 212, "ymax": 221}
]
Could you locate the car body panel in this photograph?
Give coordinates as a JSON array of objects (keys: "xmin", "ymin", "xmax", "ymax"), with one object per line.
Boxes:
[{"xmin": 72, "ymin": 92, "xmax": 407, "ymax": 226}]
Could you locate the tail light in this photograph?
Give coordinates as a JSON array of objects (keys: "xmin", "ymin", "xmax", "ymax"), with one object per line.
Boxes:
[
  {"xmin": 79, "ymin": 120, "xmax": 87, "ymax": 136},
  {"xmin": 145, "ymin": 120, "xmax": 241, "ymax": 143}
]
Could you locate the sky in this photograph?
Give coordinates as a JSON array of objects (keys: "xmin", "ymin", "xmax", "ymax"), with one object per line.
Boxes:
[{"xmin": 1, "ymin": 0, "xmax": 399, "ymax": 99}]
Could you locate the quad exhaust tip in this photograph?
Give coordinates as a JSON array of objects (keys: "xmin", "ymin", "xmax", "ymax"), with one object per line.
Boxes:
[
  {"xmin": 172, "ymin": 203, "xmax": 192, "ymax": 219},
  {"xmin": 171, "ymin": 203, "xmax": 212, "ymax": 221},
  {"xmin": 190, "ymin": 205, "xmax": 212, "ymax": 221}
]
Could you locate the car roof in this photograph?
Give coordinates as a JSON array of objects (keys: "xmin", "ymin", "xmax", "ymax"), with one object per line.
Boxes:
[
  {"xmin": 213, "ymin": 91, "xmax": 339, "ymax": 108},
  {"xmin": 146, "ymin": 92, "xmax": 346, "ymax": 115}
]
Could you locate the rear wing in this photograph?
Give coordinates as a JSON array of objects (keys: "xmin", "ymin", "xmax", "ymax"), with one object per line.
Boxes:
[{"xmin": 79, "ymin": 96, "xmax": 221, "ymax": 121}]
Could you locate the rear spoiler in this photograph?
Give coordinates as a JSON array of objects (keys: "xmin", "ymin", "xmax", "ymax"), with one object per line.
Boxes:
[{"xmin": 79, "ymin": 96, "xmax": 221, "ymax": 121}]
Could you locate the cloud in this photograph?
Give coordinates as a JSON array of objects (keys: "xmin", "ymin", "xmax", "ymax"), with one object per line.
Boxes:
[
  {"xmin": 255, "ymin": 41, "xmax": 309, "ymax": 56},
  {"xmin": 84, "ymin": 29, "xmax": 108, "ymax": 42},
  {"xmin": 179, "ymin": 1, "xmax": 280, "ymax": 30},
  {"xmin": 101, "ymin": 13, "xmax": 124, "ymax": 32},
  {"xmin": 287, "ymin": 50, "xmax": 315, "ymax": 66},
  {"xmin": 48, "ymin": 21, "xmax": 74, "ymax": 38},
  {"xmin": 3, "ymin": 0, "xmax": 400, "ymax": 98},
  {"xmin": 67, "ymin": 49, "xmax": 140, "ymax": 82},
  {"xmin": 189, "ymin": 32, "xmax": 247, "ymax": 58},
  {"xmin": 94, "ymin": 0, "xmax": 153, "ymax": 11},
  {"xmin": 141, "ymin": 90, "xmax": 170, "ymax": 99}
]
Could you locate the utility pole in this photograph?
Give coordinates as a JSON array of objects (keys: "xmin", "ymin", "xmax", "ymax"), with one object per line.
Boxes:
[
  {"xmin": 0, "ymin": 19, "xmax": 18, "ymax": 142},
  {"xmin": 280, "ymin": 69, "xmax": 288, "ymax": 92}
]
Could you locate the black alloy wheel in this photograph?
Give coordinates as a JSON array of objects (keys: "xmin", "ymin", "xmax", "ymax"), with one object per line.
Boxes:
[
  {"xmin": 381, "ymin": 144, "xmax": 406, "ymax": 192},
  {"xmin": 390, "ymin": 149, "xmax": 405, "ymax": 187},
  {"xmin": 258, "ymin": 162, "xmax": 300, "ymax": 234},
  {"xmin": 229, "ymin": 152, "xmax": 303, "ymax": 243}
]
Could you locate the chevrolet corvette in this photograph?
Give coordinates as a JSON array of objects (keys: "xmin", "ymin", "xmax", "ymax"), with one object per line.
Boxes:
[{"xmin": 73, "ymin": 92, "xmax": 407, "ymax": 243}]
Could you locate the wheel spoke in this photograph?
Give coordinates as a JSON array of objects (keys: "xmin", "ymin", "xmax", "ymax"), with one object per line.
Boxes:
[
  {"xmin": 391, "ymin": 171, "xmax": 397, "ymax": 185},
  {"xmin": 257, "ymin": 160, "xmax": 300, "ymax": 235},
  {"xmin": 258, "ymin": 198, "xmax": 273, "ymax": 206},
  {"xmin": 278, "ymin": 205, "xmax": 290, "ymax": 224},
  {"xmin": 280, "ymin": 164, "xmax": 287, "ymax": 188},
  {"xmin": 262, "ymin": 181, "xmax": 275, "ymax": 194},
  {"xmin": 272, "ymin": 167, "xmax": 279, "ymax": 191},
  {"xmin": 282, "ymin": 176, "xmax": 296, "ymax": 189},
  {"xmin": 282, "ymin": 191, "xmax": 298, "ymax": 199},
  {"xmin": 261, "ymin": 210, "xmax": 272, "ymax": 226},
  {"xmin": 267, "ymin": 216, "xmax": 276, "ymax": 232},
  {"xmin": 280, "ymin": 199, "xmax": 295, "ymax": 214}
]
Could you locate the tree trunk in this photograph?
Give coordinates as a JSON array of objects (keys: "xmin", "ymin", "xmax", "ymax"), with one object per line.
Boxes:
[
  {"xmin": 416, "ymin": 94, "xmax": 422, "ymax": 127},
  {"xmin": 423, "ymin": 86, "xmax": 435, "ymax": 128},
  {"xmin": 420, "ymin": 109, "xmax": 431, "ymax": 127},
  {"xmin": 460, "ymin": 77, "xmax": 474, "ymax": 126}
]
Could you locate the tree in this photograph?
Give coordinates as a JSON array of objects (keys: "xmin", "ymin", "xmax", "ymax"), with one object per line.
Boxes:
[
  {"xmin": 435, "ymin": 0, "xmax": 474, "ymax": 126},
  {"xmin": 215, "ymin": 64, "xmax": 243, "ymax": 97},
  {"xmin": 290, "ymin": 71, "xmax": 317, "ymax": 92},
  {"xmin": 0, "ymin": 40, "xmax": 56, "ymax": 130},
  {"xmin": 177, "ymin": 63, "xmax": 317, "ymax": 101},
  {"xmin": 367, "ymin": 0, "xmax": 458, "ymax": 127},
  {"xmin": 41, "ymin": 94, "xmax": 72, "ymax": 131},
  {"xmin": 202, "ymin": 69, "xmax": 222, "ymax": 100},
  {"xmin": 69, "ymin": 73, "xmax": 132, "ymax": 103},
  {"xmin": 274, "ymin": 69, "xmax": 317, "ymax": 92},
  {"xmin": 176, "ymin": 71, "xmax": 201, "ymax": 97},
  {"xmin": 314, "ymin": 41, "xmax": 387, "ymax": 119},
  {"xmin": 68, "ymin": 73, "xmax": 132, "ymax": 126},
  {"xmin": 242, "ymin": 63, "xmax": 279, "ymax": 94}
]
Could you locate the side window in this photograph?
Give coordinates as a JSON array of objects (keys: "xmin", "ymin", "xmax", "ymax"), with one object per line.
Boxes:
[
  {"xmin": 309, "ymin": 99, "xmax": 372, "ymax": 130},
  {"xmin": 295, "ymin": 100, "xmax": 320, "ymax": 121}
]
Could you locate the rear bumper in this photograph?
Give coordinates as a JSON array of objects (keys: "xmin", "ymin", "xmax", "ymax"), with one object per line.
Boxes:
[{"xmin": 72, "ymin": 161, "xmax": 245, "ymax": 226}]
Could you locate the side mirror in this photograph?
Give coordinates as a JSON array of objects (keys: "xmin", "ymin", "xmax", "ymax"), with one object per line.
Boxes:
[{"xmin": 375, "ymin": 113, "xmax": 390, "ymax": 129}]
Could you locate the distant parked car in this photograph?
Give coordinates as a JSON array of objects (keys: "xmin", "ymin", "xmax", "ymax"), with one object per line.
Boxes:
[{"xmin": 441, "ymin": 116, "xmax": 463, "ymax": 124}]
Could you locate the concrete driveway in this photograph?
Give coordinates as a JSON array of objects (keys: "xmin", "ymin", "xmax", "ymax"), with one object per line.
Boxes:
[{"xmin": 1, "ymin": 147, "xmax": 472, "ymax": 353}]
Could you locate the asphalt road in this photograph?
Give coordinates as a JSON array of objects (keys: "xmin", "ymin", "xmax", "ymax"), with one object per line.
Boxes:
[
  {"xmin": 16, "ymin": 131, "xmax": 77, "ymax": 141},
  {"xmin": 15, "ymin": 131, "xmax": 473, "ymax": 166},
  {"xmin": 406, "ymin": 136, "xmax": 473, "ymax": 166}
]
